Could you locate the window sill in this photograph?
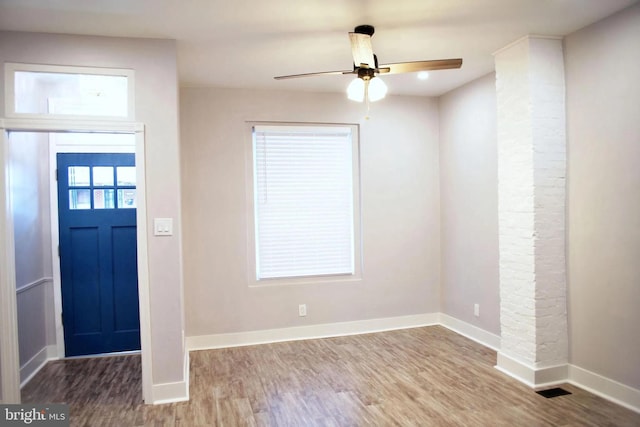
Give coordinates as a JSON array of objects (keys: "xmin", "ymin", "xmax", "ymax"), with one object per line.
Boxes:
[{"xmin": 248, "ymin": 274, "xmax": 362, "ymax": 288}]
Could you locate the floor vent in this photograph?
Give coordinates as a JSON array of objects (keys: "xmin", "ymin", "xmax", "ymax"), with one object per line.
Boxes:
[{"xmin": 536, "ymin": 387, "xmax": 572, "ymax": 398}]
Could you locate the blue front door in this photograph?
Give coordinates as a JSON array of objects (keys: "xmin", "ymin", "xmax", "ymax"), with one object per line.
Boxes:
[{"xmin": 57, "ymin": 153, "xmax": 140, "ymax": 357}]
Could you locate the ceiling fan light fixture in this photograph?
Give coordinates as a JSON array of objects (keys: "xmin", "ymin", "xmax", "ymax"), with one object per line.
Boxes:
[
  {"xmin": 347, "ymin": 77, "xmax": 365, "ymax": 102},
  {"xmin": 368, "ymin": 76, "xmax": 387, "ymax": 102}
]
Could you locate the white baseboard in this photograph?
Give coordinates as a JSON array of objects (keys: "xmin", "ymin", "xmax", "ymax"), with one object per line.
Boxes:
[
  {"xmin": 150, "ymin": 351, "xmax": 190, "ymax": 405},
  {"xmin": 20, "ymin": 345, "xmax": 57, "ymax": 388},
  {"xmin": 495, "ymin": 352, "xmax": 568, "ymax": 389},
  {"xmin": 495, "ymin": 352, "xmax": 536, "ymax": 387},
  {"xmin": 187, "ymin": 313, "xmax": 439, "ymax": 351},
  {"xmin": 152, "ymin": 379, "xmax": 189, "ymax": 405},
  {"xmin": 569, "ymin": 365, "xmax": 640, "ymax": 414},
  {"xmin": 534, "ymin": 364, "xmax": 569, "ymax": 388},
  {"xmin": 495, "ymin": 352, "xmax": 640, "ymax": 413},
  {"xmin": 438, "ymin": 313, "xmax": 501, "ymax": 351}
]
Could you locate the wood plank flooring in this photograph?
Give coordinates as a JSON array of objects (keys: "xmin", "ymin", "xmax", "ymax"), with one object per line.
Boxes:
[{"xmin": 22, "ymin": 326, "xmax": 640, "ymax": 426}]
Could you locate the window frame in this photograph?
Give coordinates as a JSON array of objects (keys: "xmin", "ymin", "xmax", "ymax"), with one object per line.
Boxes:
[
  {"xmin": 245, "ymin": 122, "xmax": 362, "ymax": 287},
  {"xmin": 4, "ymin": 63, "xmax": 135, "ymax": 121}
]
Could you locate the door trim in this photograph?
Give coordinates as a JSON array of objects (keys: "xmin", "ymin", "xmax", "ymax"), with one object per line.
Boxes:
[
  {"xmin": 0, "ymin": 118, "xmax": 153, "ymax": 404},
  {"xmin": 0, "ymin": 125, "xmax": 20, "ymax": 403}
]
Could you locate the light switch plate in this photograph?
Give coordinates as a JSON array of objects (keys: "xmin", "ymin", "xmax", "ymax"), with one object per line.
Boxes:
[{"xmin": 154, "ymin": 218, "xmax": 173, "ymax": 236}]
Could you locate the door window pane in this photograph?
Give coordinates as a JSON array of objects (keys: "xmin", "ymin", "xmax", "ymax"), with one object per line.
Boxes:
[
  {"xmin": 93, "ymin": 166, "xmax": 114, "ymax": 186},
  {"xmin": 116, "ymin": 167, "xmax": 136, "ymax": 186},
  {"xmin": 118, "ymin": 189, "xmax": 136, "ymax": 209},
  {"xmin": 68, "ymin": 167, "xmax": 90, "ymax": 187},
  {"xmin": 94, "ymin": 189, "xmax": 115, "ymax": 209},
  {"xmin": 69, "ymin": 189, "xmax": 91, "ymax": 210}
]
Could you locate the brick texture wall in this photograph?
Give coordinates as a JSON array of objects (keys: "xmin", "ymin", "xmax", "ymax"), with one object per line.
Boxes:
[{"xmin": 495, "ymin": 36, "xmax": 568, "ymax": 368}]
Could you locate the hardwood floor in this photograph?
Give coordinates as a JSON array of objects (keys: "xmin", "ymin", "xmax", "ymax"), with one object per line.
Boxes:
[{"xmin": 22, "ymin": 326, "xmax": 640, "ymax": 426}]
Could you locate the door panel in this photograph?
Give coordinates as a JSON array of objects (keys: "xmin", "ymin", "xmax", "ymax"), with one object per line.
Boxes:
[
  {"xmin": 69, "ymin": 227, "xmax": 101, "ymax": 335},
  {"xmin": 57, "ymin": 153, "xmax": 140, "ymax": 356},
  {"xmin": 112, "ymin": 226, "xmax": 139, "ymax": 331}
]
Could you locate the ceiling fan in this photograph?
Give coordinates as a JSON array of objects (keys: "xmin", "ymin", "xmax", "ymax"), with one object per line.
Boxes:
[{"xmin": 275, "ymin": 25, "xmax": 463, "ymax": 103}]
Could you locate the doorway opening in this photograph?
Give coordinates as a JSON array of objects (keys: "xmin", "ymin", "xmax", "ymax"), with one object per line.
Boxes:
[{"xmin": 0, "ymin": 125, "xmax": 151, "ymax": 404}]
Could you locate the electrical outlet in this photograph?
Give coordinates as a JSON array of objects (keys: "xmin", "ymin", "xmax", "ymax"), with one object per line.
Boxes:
[
  {"xmin": 474, "ymin": 303, "xmax": 480, "ymax": 317},
  {"xmin": 298, "ymin": 304, "xmax": 307, "ymax": 317}
]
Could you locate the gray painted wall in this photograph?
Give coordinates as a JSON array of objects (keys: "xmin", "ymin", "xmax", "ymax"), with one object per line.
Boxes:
[
  {"xmin": 9, "ymin": 132, "xmax": 51, "ymax": 288},
  {"xmin": 9, "ymin": 132, "xmax": 55, "ymax": 379},
  {"xmin": 565, "ymin": 3, "xmax": 640, "ymax": 389},
  {"xmin": 181, "ymin": 88, "xmax": 441, "ymax": 336},
  {"xmin": 438, "ymin": 73, "xmax": 500, "ymax": 335}
]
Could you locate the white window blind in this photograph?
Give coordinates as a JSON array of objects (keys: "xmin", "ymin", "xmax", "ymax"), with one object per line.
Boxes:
[{"xmin": 253, "ymin": 125, "xmax": 355, "ymax": 280}]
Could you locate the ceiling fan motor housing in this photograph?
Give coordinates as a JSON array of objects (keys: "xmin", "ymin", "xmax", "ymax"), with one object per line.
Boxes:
[{"xmin": 357, "ymin": 67, "xmax": 376, "ymax": 80}]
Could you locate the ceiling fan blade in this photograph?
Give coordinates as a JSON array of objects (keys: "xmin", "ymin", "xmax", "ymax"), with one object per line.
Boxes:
[
  {"xmin": 379, "ymin": 58, "xmax": 463, "ymax": 74},
  {"xmin": 349, "ymin": 32, "xmax": 375, "ymax": 68},
  {"xmin": 274, "ymin": 70, "xmax": 354, "ymax": 80}
]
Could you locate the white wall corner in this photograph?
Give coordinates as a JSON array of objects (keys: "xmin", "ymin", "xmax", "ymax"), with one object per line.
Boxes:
[
  {"xmin": 183, "ymin": 350, "xmax": 190, "ymax": 401},
  {"xmin": 438, "ymin": 313, "xmax": 501, "ymax": 351}
]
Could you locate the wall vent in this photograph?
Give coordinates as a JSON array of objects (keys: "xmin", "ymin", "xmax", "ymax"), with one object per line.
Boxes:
[{"xmin": 536, "ymin": 387, "xmax": 572, "ymax": 398}]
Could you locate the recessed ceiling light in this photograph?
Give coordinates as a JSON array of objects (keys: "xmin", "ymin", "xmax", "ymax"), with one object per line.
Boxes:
[{"xmin": 417, "ymin": 71, "xmax": 430, "ymax": 80}]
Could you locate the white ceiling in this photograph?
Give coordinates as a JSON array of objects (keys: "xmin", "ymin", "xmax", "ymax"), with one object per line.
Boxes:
[{"xmin": 0, "ymin": 0, "xmax": 637, "ymax": 97}]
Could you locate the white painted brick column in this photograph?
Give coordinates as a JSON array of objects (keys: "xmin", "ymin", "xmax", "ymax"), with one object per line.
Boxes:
[{"xmin": 494, "ymin": 36, "xmax": 569, "ymax": 386}]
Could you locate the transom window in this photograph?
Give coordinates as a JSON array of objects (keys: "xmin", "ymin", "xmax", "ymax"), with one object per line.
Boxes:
[
  {"xmin": 251, "ymin": 124, "xmax": 360, "ymax": 282},
  {"xmin": 5, "ymin": 63, "xmax": 134, "ymax": 120}
]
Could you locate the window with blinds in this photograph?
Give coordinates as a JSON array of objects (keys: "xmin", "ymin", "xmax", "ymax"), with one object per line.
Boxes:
[{"xmin": 252, "ymin": 124, "xmax": 358, "ymax": 280}]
